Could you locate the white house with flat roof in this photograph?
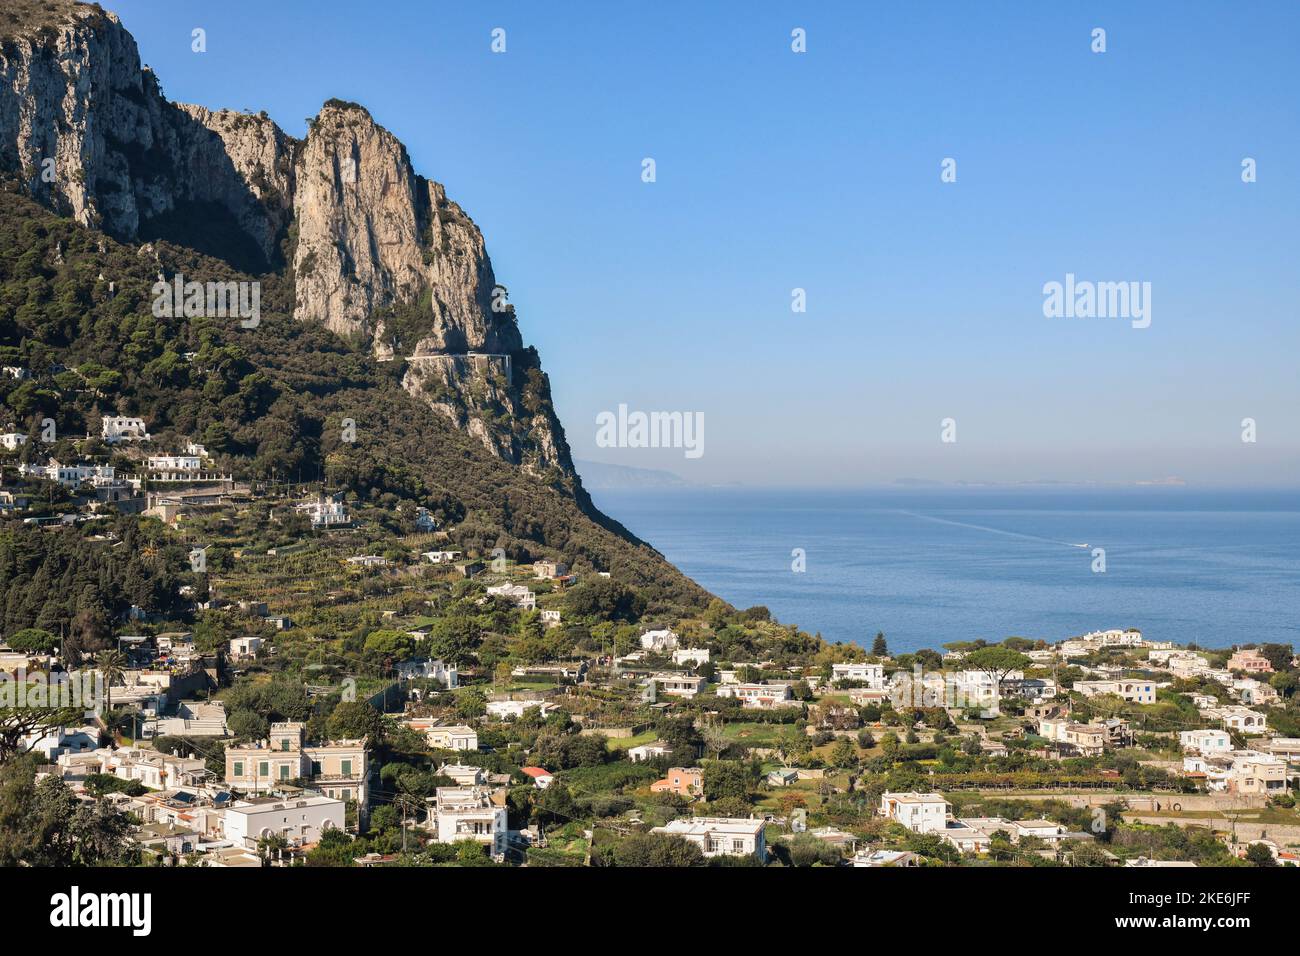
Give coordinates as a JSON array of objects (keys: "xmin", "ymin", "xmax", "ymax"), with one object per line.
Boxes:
[
  {"xmin": 486, "ymin": 582, "xmax": 536, "ymax": 610},
  {"xmin": 1074, "ymin": 679, "xmax": 1156, "ymax": 705},
  {"xmin": 832, "ymin": 662, "xmax": 886, "ymax": 687},
  {"xmin": 651, "ymin": 816, "xmax": 766, "ymax": 860},
  {"xmin": 672, "ymin": 647, "xmax": 710, "ymax": 666},
  {"xmin": 101, "ymin": 414, "xmax": 150, "ymax": 443},
  {"xmin": 639, "ymin": 628, "xmax": 680, "ymax": 652},
  {"xmin": 430, "ymin": 786, "xmax": 508, "ymax": 856},
  {"xmin": 1180, "ymin": 729, "xmax": 1232, "ymax": 755},
  {"xmin": 880, "ymin": 792, "xmax": 950, "ymax": 833},
  {"xmin": 221, "ymin": 795, "xmax": 344, "ymax": 848},
  {"xmin": 424, "ymin": 724, "xmax": 479, "ymax": 752}
]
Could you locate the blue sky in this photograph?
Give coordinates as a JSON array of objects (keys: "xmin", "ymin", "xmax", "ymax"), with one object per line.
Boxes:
[{"xmin": 112, "ymin": 0, "xmax": 1300, "ymax": 487}]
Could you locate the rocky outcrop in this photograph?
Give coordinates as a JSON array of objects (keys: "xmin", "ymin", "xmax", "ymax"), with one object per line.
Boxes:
[
  {"xmin": 0, "ymin": 1, "xmax": 576, "ymax": 480},
  {"xmin": 0, "ymin": 2, "xmax": 293, "ymax": 268},
  {"xmin": 291, "ymin": 102, "xmax": 426, "ymax": 341}
]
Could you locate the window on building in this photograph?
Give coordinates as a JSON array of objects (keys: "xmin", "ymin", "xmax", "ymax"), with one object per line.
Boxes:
[
  {"xmin": 233, "ymin": 761, "xmax": 244, "ymax": 777},
  {"xmin": 340, "ymin": 759, "xmax": 352, "ymax": 776},
  {"xmin": 733, "ymin": 840, "xmax": 746, "ymax": 853},
  {"xmin": 258, "ymin": 761, "xmax": 269, "ymax": 778},
  {"xmin": 279, "ymin": 764, "xmax": 290, "ymax": 780}
]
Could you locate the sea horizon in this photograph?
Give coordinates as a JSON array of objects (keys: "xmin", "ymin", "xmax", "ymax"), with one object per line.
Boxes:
[{"xmin": 591, "ymin": 485, "xmax": 1300, "ymax": 654}]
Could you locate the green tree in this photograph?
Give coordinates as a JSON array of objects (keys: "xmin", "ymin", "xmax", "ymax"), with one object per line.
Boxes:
[
  {"xmin": 1244, "ymin": 842, "xmax": 1277, "ymax": 867},
  {"xmin": 6, "ymin": 628, "xmax": 58, "ymax": 653},
  {"xmin": 95, "ymin": 648, "xmax": 127, "ymax": 717},
  {"xmin": 963, "ymin": 646, "xmax": 1032, "ymax": 687},
  {"xmin": 327, "ymin": 701, "xmax": 386, "ymax": 746},
  {"xmin": 602, "ymin": 832, "xmax": 705, "ymax": 867},
  {"xmin": 829, "ymin": 737, "xmax": 857, "ymax": 768}
]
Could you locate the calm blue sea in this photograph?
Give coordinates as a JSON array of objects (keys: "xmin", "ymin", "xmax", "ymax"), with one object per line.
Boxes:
[{"xmin": 589, "ymin": 487, "xmax": 1300, "ymax": 653}]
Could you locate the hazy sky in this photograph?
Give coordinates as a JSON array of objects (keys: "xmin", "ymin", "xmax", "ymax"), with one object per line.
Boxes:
[{"xmin": 113, "ymin": 0, "xmax": 1300, "ymax": 487}]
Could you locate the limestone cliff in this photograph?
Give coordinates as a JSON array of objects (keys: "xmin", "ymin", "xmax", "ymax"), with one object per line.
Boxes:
[{"xmin": 0, "ymin": 0, "xmax": 576, "ymax": 479}]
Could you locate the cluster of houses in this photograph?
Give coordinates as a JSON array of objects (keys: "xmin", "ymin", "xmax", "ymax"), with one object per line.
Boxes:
[
  {"xmin": 878, "ymin": 791, "xmax": 1094, "ymax": 856},
  {"xmin": 0, "ymin": 411, "xmax": 236, "ymax": 522},
  {"xmin": 6, "ymin": 524, "xmax": 1298, "ymax": 870},
  {"xmin": 33, "ymin": 722, "xmax": 365, "ymax": 865}
]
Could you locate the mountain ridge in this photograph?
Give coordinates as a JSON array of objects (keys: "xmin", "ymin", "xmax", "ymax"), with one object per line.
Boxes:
[
  {"xmin": 0, "ymin": 0, "xmax": 571, "ymax": 478},
  {"xmin": 0, "ymin": 1, "xmax": 716, "ymax": 614}
]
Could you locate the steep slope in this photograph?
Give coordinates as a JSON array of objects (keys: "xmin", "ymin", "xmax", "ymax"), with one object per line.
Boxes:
[
  {"xmin": 0, "ymin": 0, "xmax": 573, "ymax": 477},
  {"xmin": 0, "ymin": 1, "xmax": 713, "ymax": 611}
]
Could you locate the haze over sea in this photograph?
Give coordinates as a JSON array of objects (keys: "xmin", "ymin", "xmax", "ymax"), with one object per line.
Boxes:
[{"xmin": 589, "ymin": 487, "xmax": 1300, "ymax": 654}]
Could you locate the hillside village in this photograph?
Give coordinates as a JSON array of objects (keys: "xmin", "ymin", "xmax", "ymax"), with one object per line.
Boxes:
[
  {"xmin": 0, "ymin": 2, "xmax": 1293, "ymax": 886},
  {"xmin": 2, "ymin": 423, "xmax": 1298, "ymax": 867}
]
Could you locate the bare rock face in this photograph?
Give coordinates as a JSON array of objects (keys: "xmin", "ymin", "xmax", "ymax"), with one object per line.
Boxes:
[
  {"xmin": 291, "ymin": 102, "xmax": 426, "ymax": 341},
  {"xmin": 0, "ymin": 3, "xmax": 294, "ymax": 268},
  {"xmin": 291, "ymin": 103, "xmax": 523, "ymax": 358},
  {"xmin": 0, "ymin": 1, "xmax": 575, "ymax": 479},
  {"xmin": 416, "ymin": 180, "xmax": 522, "ymax": 357},
  {"xmin": 0, "ymin": 3, "xmax": 150, "ymax": 235},
  {"xmin": 173, "ymin": 105, "xmax": 298, "ymax": 266}
]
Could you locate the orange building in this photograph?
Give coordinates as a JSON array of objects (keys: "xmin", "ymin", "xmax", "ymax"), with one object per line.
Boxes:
[{"xmin": 651, "ymin": 767, "xmax": 703, "ymax": 798}]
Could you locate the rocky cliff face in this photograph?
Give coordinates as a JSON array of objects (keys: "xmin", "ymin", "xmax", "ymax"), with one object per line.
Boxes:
[{"xmin": 0, "ymin": 0, "xmax": 575, "ymax": 479}]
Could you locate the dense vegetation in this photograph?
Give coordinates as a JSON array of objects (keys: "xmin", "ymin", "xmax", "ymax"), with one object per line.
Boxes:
[{"xmin": 0, "ymin": 182, "xmax": 710, "ymax": 618}]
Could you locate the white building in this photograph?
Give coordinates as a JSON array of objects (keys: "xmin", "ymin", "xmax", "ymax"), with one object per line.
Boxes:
[
  {"xmin": 651, "ymin": 817, "xmax": 766, "ymax": 860},
  {"xmin": 852, "ymin": 849, "xmax": 916, "ymax": 867},
  {"xmin": 423, "ymin": 724, "xmax": 479, "ymax": 751},
  {"xmin": 1210, "ymin": 706, "xmax": 1268, "ymax": 734},
  {"xmin": 396, "ymin": 658, "xmax": 458, "ymax": 688},
  {"xmin": 421, "ymin": 550, "xmax": 461, "ymax": 564},
  {"xmin": 639, "ymin": 629, "xmax": 680, "ymax": 652},
  {"xmin": 1185, "ymin": 750, "xmax": 1288, "ymax": 795},
  {"xmin": 1180, "ymin": 729, "xmax": 1232, "ymax": 755},
  {"xmin": 628, "ymin": 742, "xmax": 671, "ymax": 763},
  {"xmin": 879, "ymin": 792, "xmax": 951, "ymax": 834},
  {"xmin": 1232, "ymin": 678, "xmax": 1279, "ymax": 707},
  {"xmin": 1081, "ymin": 628, "xmax": 1144, "ymax": 647},
  {"xmin": 651, "ymin": 673, "xmax": 706, "ymax": 697},
  {"xmin": 221, "ymin": 795, "xmax": 345, "ymax": 849},
  {"xmin": 1169, "ymin": 653, "xmax": 1213, "ymax": 679},
  {"xmin": 147, "ymin": 454, "xmax": 202, "ymax": 478},
  {"xmin": 101, "ymin": 415, "xmax": 150, "ymax": 443},
  {"xmin": 832, "ymin": 662, "xmax": 886, "ymax": 687},
  {"xmin": 486, "ymin": 699, "xmax": 556, "ymax": 720},
  {"xmin": 98, "ymin": 747, "xmax": 208, "ymax": 790},
  {"xmin": 1074, "ymin": 679, "xmax": 1156, "ymax": 705},
  {"xmin": 430, "ymin": 786, "xmax": 508, "ymax": 856},
  {"xmin": 229, "ymin": 636, "xmax": 263, "ymax": 660},
  {"xmin": 672, "ymin": 647, "xmax": 710, "ymax": 667},
  {"xmin": 486, "ymin": 582, "xmax": 536, "ymax": 610},
  {"xmin": 296, "ymin": 497, "xmax": 350, "ymax": 529},
  {"xmin": 25, "ymin": 459, "xmax": 116, "ymax": 489},
  {"xmin": 716, "ymin": 682, "xmax": 795, "ymax": 709},
  {"xmin": 0, "ymin": 432, "xmax": 27, "ymax": 450}
]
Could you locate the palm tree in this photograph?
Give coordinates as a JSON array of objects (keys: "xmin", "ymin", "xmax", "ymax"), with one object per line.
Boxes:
[{"xmin": 95, "ymin": 649, "xmax": 126, "ymax": 725}]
